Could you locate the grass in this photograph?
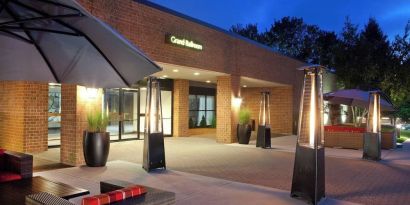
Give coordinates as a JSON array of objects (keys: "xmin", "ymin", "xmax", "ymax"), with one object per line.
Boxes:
[{"xmin": 398, "ymin": 130, "xmax": 410, "ymax": 143}]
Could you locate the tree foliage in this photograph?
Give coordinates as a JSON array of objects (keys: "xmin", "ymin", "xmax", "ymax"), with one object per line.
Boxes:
[{"xmin": 231, "ymin": 17, "xmax": 410, "ymax": 121}]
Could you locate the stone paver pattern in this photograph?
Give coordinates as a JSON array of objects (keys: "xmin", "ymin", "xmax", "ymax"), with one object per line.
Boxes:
[{"xmin": 35, "ymin": 136, "xmax": 410, "ymax": 205}]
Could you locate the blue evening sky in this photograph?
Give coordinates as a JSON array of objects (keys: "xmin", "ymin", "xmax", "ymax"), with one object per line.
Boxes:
[{"xmin": 150, "ymin": 0, "xmax": 410, "ymax": 40}]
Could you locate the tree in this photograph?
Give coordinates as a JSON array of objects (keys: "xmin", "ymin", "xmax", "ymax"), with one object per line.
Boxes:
[
  {"xmin": 334, "ymin": 17, "xmax": 360, "ymax": 89},
  {"xmin": 230, "ymin": 23, "xmax": 262, "ymax": 42},
  {"xmin": 262, "ymin": 17, "xmax": 321, "ymax": 62}
]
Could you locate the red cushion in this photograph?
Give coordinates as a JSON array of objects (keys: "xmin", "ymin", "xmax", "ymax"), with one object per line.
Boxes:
[
  {"xmin": 81, "ymin": 185, "xmax": 146, "ymax": 205},
  {"xmin": 0, "ymin": 149, "xmax": 5, "ymax": 155},
  {"xmin": 0, "ymin": 171, "xmax": 22, "ymax": 183},
  {"xmin": 325, "ymin": 126, "xmax": 365, "ymax": 133}
]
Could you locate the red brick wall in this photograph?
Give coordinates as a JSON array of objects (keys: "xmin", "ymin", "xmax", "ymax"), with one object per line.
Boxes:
[
  {"xmin": 0, "ymin": 81, "xmax": 48, "ymax": 153},
  {"xmin": 76, "ymin": 0, "xmax": 305, "ymax": 133},
  {"xmin": 173, "ymin": 79, "xmax": 189, "ymax": 137},
  {"xmin": 241, "ymin": 86, "xmax": 293, "ymax": 134},
  {"xmin": 61, "ymin": 85, "xmax": 103, "ymax": 166}
]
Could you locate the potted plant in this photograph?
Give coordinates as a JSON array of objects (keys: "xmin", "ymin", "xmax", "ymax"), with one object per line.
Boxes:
[
  {"xmin": 237, "ymin": 108, "xmax": 252, "ymax": 144},
  {"xmin": 83, "ymin": 111, "xmax": 110, "ymax": 167}
]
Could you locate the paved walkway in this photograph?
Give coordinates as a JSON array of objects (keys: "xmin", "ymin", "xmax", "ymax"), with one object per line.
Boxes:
[
  {"xmin": 36, "ymin": 161, "xmax": 357, "ymax": 205},
  {"xmin": 34, "ymin": 136, "xmax": 410, "ymax": 205}
]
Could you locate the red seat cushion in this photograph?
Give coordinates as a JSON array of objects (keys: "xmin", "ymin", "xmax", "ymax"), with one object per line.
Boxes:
[
  {"xmin": 81, "ymin": 185, "xmax": 146, "ymax": 205},
  {"xmin": 0, "ymin": 171, "xmax": 22, "ymax": 183}
]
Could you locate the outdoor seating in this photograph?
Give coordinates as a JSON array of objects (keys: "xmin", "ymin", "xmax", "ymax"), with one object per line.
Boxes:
[
  {"xmin": 0, "ymin": 148, "xmax": 33, "ymax": 183},
  {"xmin": 25, "ymin": 180, "xmax": 176, "ymax": 205},
  {"xmin": 324, "ymin": 125, "xmax": 398, "ymax": 149}
]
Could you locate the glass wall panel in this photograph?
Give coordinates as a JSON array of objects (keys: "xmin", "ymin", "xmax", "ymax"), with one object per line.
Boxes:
[
  {"xmin": 189, "ymin": 92, "xmax": 216, "ymax": 128},
  {"xmin": 105, "ymin": 89, "xmax": 120, "ymax": 140},
  {"xmin": 122, "ymin": 90, "xmax": 138, "ymax": 139},
  {"xmin": 48, "ymin": 84, "xmax": 61, "ymax": 146},
  {"xmin": 161, "ymin": 90, "xmax": 172, "ymax": 135}
]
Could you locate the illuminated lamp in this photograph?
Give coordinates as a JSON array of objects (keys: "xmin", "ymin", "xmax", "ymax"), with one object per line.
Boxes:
[
  {"xmin": 363, "ymin": 91, "xmax": 381, "ymax": 161},
  {"xmin": 291, "ymin": 65, "xmax": 325, "ymax": 205},
  {"xmin": 142, "ymin": 77, "xmax": 166, "ymax": 172},
  {"xmin": 256, "ymin": 91, "xmax": 271, "ymax": 148}
]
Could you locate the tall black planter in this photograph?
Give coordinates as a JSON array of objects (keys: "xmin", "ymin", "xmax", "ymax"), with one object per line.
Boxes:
[
  {"xmin": 237, "ymin": 124, "xmax": 251, "ymax": 144},
  {"xmin": 83, "ymin": 132, "xmax": 110, "ymax": 167}
]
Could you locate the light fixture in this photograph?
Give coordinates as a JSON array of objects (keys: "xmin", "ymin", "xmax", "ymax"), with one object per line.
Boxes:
[
  {"xmin": 172, "ymin": 69, "xmax": 179, "ymax": 72},
  {"xmin": 206, "ymin": 80, "xmax": 211, "ymax": 83},
  {"xmin": 291, "ymin": 65, "xmax": 325, "ymax": 205},
  {"xmin": 85, "ymin": 87, "xmax": 98, "ymax": 99},
  {"xmin": 363, "ymin": 91, "xmax": 381, "ymax": 161},
  {"xmin": 194, "ymin": 72, "xmax": 200, "ymax": 76},
  {"xmin": 256, "ymin": 91, "xmax": 271, "ymax": 148},
  {"xmin": 143, "ymin": 76, "xmax": 166, "ymax": 172},
  {"xmin": 233, "ymin": 97, "xmax": 242, "ymax": 108},
  {"xmin": 162, "ymin": 75, "xmax": 168, "ymax": 78},
  {"xmin": 243, "ymin": 85, "xmax": 247, "ymax": 88}
]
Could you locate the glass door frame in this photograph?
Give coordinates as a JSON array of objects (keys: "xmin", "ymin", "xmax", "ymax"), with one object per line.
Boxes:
[{"xmin": 104, "ymin": 78, "xmax": 174, "ymax": 142}]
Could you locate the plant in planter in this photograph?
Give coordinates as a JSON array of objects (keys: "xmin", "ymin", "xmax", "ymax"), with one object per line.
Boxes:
[
  {"xmin": 83, "ymin": 111, "xmax": 110, "ymax": 167},
  {"xmin": 237, "ymin": 108, "xmax": 252, "ymax": 144}
]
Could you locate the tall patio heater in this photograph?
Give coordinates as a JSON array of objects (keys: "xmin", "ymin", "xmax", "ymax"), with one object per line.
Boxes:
[
  {"xmin": 256, "ymin": 91, "xmax": 271, "ymax": 148},
  {"xmin": 363, "ymin": 91, "xmax": 381, "ymax": 161},
  {"xmin": 143, "ymin": 77, "xmax": 166, "ymax": 172},
  {"xmin": 291, "ymin": 65, "xmax": 325, "ymax": 205}
]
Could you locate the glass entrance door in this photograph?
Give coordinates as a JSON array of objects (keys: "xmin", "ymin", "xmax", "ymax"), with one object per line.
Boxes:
[{"xmin": 122, "ymin": 89, "xmax": 139, "ymax": 139}]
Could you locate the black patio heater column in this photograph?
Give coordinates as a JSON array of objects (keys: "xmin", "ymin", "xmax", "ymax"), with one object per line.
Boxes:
[
  {"xmin": 363, "ymin": 91, "xmax": 381, "ymax": 161},
  {"xmin": 256, "ymin": 91, "xmax": 271, "ymax": 148},
  {"xmin": 291, "ymin": 65, "xmax": 325, "ymax": 205},
  {"xmin": 143, "ymin": 77, "xmax": 166, "ymax": 172}
]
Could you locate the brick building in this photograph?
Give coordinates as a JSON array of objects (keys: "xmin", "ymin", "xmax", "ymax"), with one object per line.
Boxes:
[{"xmin": 0, "ymin": 0, "xmax": 308, "ymax": 166}]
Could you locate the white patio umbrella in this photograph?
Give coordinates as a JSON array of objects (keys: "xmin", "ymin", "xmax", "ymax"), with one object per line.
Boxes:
[{"xmin": 0, "ymin": 0, "xmax": 161, "ymax": 88}]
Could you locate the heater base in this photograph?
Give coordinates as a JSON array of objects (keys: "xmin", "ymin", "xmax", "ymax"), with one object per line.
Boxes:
[
  {"xmin": 143, "ymin": 132, "xmax": 166, "ymax": 172},
  {"xmin": 363, "ymin": 132, "xmax": 381, "ymax": 161},
  {"xmin": 291, "ymin": 145, "xmax": 325, "ymax": 205},
  {"xmin": 256, "ymin": 125, "xmax": 271, "ymax": 148}
]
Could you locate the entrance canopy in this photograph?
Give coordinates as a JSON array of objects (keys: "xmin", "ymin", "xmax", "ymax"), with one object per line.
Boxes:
[
  {"xmin": 324, "ymin": 89, "xmax": 395, "ymax": 111},
  {"xmin": 0, "ymin": 0, "xmax": 161, "ymax": 88}
]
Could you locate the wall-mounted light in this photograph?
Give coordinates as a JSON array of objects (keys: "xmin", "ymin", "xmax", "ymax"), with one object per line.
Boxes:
[
  {"xmin": 233, "ymin": 97, "xmax": 242, "ymax": 108},
  {"xmin": 85, "ymin": 87, "xmax": 98, "ymax": 99},
  {"xmin": 291, "ymin": 65, "xmax": 325, "ymax": 205},
  {"xmin": 363, "ymin": 91, "xmax": 381, "ymax": 161}
]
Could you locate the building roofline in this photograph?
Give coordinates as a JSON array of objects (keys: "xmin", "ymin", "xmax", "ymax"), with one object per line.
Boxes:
[{"xmin": 134, "ymin": 0, "xmax": 303, "ymax": 63}]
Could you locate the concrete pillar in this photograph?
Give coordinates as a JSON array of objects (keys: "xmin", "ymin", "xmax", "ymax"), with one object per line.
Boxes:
[
  {"xmin": 216, "ymin": 75, "xmax": 240, "ymax": 143},
  {"xmin": 0, "ymin": 81, "xmax": 48, "ymax": 153},
  {"xmin": 60, "ymin": 85, "xmax": 103, "ymax": 166},
  {"xmin": 173, "ymin": 79, "xmax": 189, "ymax": 137}
]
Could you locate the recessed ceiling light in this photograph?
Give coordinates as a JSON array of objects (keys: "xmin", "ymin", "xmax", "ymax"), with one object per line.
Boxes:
[
  {"xmin": 172, "ymin": 69, "xmax": 179, "ymax": 72},
  {"xmin": 206, "ymin": 80, "xmax": 211, "ymax": 83},
  {"xmin": 243, "ymin": 85, "xmax": 247, "ymax": 88},
  {"xmin": 162, "ymin": 75, "xmax": 168, "ymax": 78},
  {"xmin": 194, "ymin": 72, "xmax": 200, "ymax": 76}
]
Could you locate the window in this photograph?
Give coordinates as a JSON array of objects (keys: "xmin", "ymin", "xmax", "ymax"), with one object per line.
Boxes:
[{"xmin": 189, "ymin": 87, "xmax": 216, "ymax": 128}]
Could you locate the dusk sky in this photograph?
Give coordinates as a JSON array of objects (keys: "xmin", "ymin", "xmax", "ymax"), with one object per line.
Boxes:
[{"xmin": 151, "ymin": 0, "xmax": 410, "ymax": 40}]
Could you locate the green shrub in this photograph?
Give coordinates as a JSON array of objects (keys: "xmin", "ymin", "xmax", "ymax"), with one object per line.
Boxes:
[
  {"xmin": 238, "ymin": 108, "xmax": 251, "ymax": 125},
  {"xmin": 211, "ymin": 116, "xmax": 216, "ymax": 128},
  {"xmin": 199, "ymin": 115, "xmax": 207, "ymax": 127},
  {"xmin": 189, "ymin": 117, "xmax": 195, "ymax": 128},
  {"xmin": 87, "ymin": 111, "xmax": 109, "ymax": 133},
  {"xmin": 397, "ymin": 137, "xmax": 406, "ymax": 143}
]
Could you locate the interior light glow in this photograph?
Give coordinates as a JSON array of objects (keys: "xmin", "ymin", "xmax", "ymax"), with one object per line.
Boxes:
[
  {"xmin": 85, "ymin": 88, "xmax": 98, "ymax": 99},
  {"xmin": 233, "ymin": 97, "xmax": 242, "ymax": 108},
  {"xmin": 194, "ymin": 72, "xmax": 200, "ymax": 76},
  {"xmin": 373, "ymin": 95, "xmax": 377, "ymax": 133},
  {"xmin": 172, "ymin": 69, "xmax": 179, "ymax": 72}
]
